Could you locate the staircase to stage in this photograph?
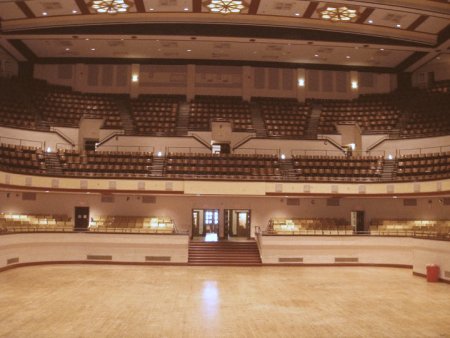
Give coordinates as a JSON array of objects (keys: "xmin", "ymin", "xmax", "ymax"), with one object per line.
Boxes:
[{"xmin": 188, "ymin": 240, "xmax": 262, "ymax": 266}]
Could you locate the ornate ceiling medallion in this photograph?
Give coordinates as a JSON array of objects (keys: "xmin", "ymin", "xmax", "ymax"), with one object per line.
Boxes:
[
  {"xmin": 318, "ymin": 5, "xmax": 359, "ymax": 22},
  {"xmin": 206, "ymin": 0, "xmax": 246, "ymax": 14},
  {"xmin": 89, "ymin": 0, "xmax": 132, "ymax": 14}
]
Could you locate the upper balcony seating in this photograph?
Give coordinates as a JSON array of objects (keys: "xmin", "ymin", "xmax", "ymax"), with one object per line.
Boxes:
[
  {"xmin": 395, "ymin": 152, "xmax": 450, "ymax": 181},
  {"xmin": 318, "ymin": 98, "xmax": 401, "ymax": 134},
  {"xmin": 0, "ymin": 213, "xmax": 73, "ymax": 232},
  {"xmin": 188, "ymin": 96, "xmax": 253, "ymax": 132},
  {"xmin": 256, "ymin": 98, "xmax": 311, "ymax": 138},
  {"xmin": 0, "ymin": 78, "xmax": 37, "ymax": 129},
  {"xmin": 399, "ymin": 91, "xmax": 450, "ymax": 138},
  {"xmin": 33, "ymin": 86, "xmax": 122, "ymax": 129},
  {"xmin": 165, "ymin": 152, "xmax": 281, "ymax": 179},
  {"xmin": 0, "ymin": 144, "xmax": 46, "ymax": 174},
  {"xmin": 130, "ymin": 95, "xmax": 183, "ymax": 135},
  {"xmin": 292, "ymin": 155, "xmax": 384, "ymax": 181},
  {"xmin": 58, "ymin": 149, "xmax": 153, "ymax": 177}
]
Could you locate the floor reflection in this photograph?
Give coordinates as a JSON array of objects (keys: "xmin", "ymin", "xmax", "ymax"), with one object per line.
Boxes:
[{"xmin": 201, "ymin": 281, "xmax": 219, "ymax": 320}]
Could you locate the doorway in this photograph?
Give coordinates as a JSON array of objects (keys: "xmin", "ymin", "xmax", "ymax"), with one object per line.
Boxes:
[
  {"xmin": 192, "ymin": 209, "xmax": 219, "ymax": 238},
  {"xmin": 224, "ymin": 209, "xmax": 251, "ymax": 239},
  {"xmin": 74, "ymin": 207, "xmax": 90, "ymax": 231},
  {"xmin": 351, "ymin": 210, "xmax": 365, "ymax": 234}
]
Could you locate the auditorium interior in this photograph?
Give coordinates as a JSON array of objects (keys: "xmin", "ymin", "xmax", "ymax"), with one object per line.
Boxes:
[{"xmin": 0, "ymin": 0, "xmax": 449, "ymax": 336}]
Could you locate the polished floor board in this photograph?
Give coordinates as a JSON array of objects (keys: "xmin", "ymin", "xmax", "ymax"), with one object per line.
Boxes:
[{"xmin": 0, "ymin": 265, "xmax": 449, "ymax": 338}]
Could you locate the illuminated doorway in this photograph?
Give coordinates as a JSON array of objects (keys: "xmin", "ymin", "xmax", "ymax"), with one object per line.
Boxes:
[
  {"xmin": 224, "ymin": 209, "xmax": 251, "ymax": 238},
  {"xmin": 192, "ymin": 209, "xmax": 219, "ymax": 239}
]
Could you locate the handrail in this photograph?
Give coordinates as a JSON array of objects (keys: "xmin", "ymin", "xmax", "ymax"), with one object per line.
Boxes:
[
  {"xmin": 366, "ymin": 135, "xmax": 390, "ymax": 153},
  {"xmin": 96, "ymin": 130, "xmax": 125, "ymax": 148},
  {"xmin": 50, "ymin": 127, "xmax": 76, "ymax": 147},
  {"xmin": 316, "ymin": 135, "xmax": 346, "ymax": 154},
  {"xmin": 234, "ymin": 147, "xmax": 280, "ymax": 156},
  {"xmin": 190, "ymin": 133, "xmax": 212, "ymax": 150},
  {"xmin": 0, "ymin": 136, "xmax": 42, "ymax": 148},
  {"xmin": 232, "ymin": 134, "xmax": 256, "ymax": 151}
]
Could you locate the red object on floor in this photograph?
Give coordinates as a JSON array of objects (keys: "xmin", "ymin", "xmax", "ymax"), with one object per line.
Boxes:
[{"xmin": 426, "ymin": 264, "xmax": 440, "ymax": 282}]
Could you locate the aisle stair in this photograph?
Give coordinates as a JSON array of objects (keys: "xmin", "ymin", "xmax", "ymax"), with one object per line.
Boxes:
[
  {"xmin": 44, "ymin": 152, "xmax": 63, "ymax": 175},
  {"xmin": 176, "ymin": 103, "xmax": 190, "ymax": 136},
  {"xmin": 188, "ymin": 240, "xmax": 262, "ymax": 266}
]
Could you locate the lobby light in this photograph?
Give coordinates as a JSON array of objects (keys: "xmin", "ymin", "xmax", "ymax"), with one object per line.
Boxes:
[
  {"xmin": 207, "ymin": 0, "xmax": 246, "ymax": 14},
  {"xmin": 318, "ymin": 5, "xmax": 358, "ymax": 22},
  {"xmin": 89, "ymin": 0, "xmax": 132, "ymax": 14}
]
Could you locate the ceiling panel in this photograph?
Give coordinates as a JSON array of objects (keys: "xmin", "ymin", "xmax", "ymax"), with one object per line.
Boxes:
[
  {"xmin": 22, "ymin": 37, "xmax": 413, "ymax": 68},
  {"xmin": 415, "ymin": 16, "xmax": 449, "ymax": 34},
  {"xmin": 257, "ymin": 0, "xmax": 311, "ymax": 17},
  {"xmin": 0, "ymin": 2, "xmax": 28, "ymax": 20},
  {"xmin": 142, "ymin": 0, "xmax": 193, "ymax": 12},
  {"xmin": 365, "ymin": 8, "xmax": 421, "ymax": 30},
  {"xmin": 25, "ymin": 0, "xmax": 82, "ymax": 17}
]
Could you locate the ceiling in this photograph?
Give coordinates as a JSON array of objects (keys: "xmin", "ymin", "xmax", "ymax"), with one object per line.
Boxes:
[{"xmin": 0, "ymin": 0, "xmax": 449, "ymax": 72}]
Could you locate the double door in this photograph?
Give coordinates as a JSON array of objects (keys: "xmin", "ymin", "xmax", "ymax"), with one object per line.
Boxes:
[{"xmin": 191, "ymin": 209, "xmax": 251, "ymax": 239}]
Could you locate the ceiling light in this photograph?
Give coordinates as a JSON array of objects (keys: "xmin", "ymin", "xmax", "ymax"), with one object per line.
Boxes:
[
  {"xmin": 72, "ymin": 10, "xmax": 78, "ymax": 14},
  {"xmin": 346, "ymin": 56, "xmax": 351, "ymax": 59},
  {"xmin": 396, "ymin": 24, "xmax": 401, "ymax": 28},
  {"xmin": 314, "ymin": 54, "xmax": 319, "ymax": 57},
  {"xmin": 295, "ymin": 13, "xmax": 300, "ymax": 16},
  {"xmin": 91, "ymin": 48, "xmax": 96, "ymax": 51},
  {"xmin": 42, "ymin": 12, "xmax": 48, "ymax": 16},
  {"xmin": 318, "ymin": 5, "xmax": 359, "ymax": 22},
  {"xmin": 65, "ymin": 48, "xmax": 70, "ymax": 51},
  {"xmin": 149, "ymin": 8, "xmax": 154, "ymax": 11},
  {"xmin": 89, "ymin": 0, "xmax": 132, "ymax": 14},
  {"xmin": 368, "ymin": 20, "xmax": 373, "ymax": 24},
  {"xmin": 184, "ymin": 7, "xmax": 189, "ymax": 11},
  {"xmin": 207, "ymin": 0, "xmax": 246, "ymax": 14},
  {"xmin": 187, "ymin": 49, "xmax": 192, "ymax": 52}
]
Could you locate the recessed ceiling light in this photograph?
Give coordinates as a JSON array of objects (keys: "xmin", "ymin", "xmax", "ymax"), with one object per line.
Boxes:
[
  {"xmin": 368, "ymin": 20, "xmax": 373, "ymax": 24},
  {"xmin": 380, "ymin": 48, "xmax": 384, "ymax": 51},
  {"xmin": 149, "ymin": 8, "xmax": 154, "ymax": 11},
  {"xmin": 85, "ymin": 38, "xmax": 90, "ymax": 41},
  {"xmin": 184, "ymin": 7, "xmax": 189, "ymax": 11},
  {"xmin": 396, "ymin": 24, "xmax": 401, "ymax": 28},
  {"xmin": 65, "ymin": 48, "xmax": 70, "ymax": 51},
  {"xmin": 42, "ymin": 12, "xmax": 48, "ymax": 16},
  {"xmin": 346, "ymin": 56, "xmax": 351, "ymax": 59},
  {"xmin": 295, "ymin": 13, "xmax": 300, "ymax": 16},
  {"xmin": 91, "ymin": 48, "xmax": 96, "ymax": 51},
  {"xmin": 187, "ymin": 49, "xmax": 192, "ymax": 52},
  {"xmin": 314, "ymin": 54, "xmax": 319, "ymax": 57},
  {"xmin": 72, "ymin": 10, "xmax": 78, "ymax": 14}
]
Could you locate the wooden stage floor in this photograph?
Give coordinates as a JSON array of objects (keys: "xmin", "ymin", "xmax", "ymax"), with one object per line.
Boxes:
[{"xmin": 0, "ymin": 265, "xmax": 449, "ymax": 338}]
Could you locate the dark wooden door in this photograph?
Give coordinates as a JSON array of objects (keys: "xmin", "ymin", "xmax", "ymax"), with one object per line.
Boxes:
[{"xmin": 74, "ymin": 207, "xmax": 89, "ymax": 231}]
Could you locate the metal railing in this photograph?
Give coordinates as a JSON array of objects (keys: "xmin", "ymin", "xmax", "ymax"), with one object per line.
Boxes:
[{"xmin": 0, "ymin": 136, "xmax": 42, "ymax": 148}]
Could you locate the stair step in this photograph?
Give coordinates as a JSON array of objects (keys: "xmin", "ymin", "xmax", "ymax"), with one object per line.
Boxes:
[{"xmin": 188, "ymin": 240, "xmax": 261, "ymax": 265}]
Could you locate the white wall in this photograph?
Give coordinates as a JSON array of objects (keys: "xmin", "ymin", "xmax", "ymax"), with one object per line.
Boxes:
[
  {"xmin": 0, "ymin": 233, "xmax": 189, "ymax": 270},
  {"xmin": 258, "ymin": 235, "xmax": 450, "ymax": 282}
]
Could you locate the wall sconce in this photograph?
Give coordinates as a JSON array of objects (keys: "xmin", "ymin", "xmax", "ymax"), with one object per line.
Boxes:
[
  {"xmin": 298, "ymin": 78, "xmax": 305, "ymax": 87},
  {"xmin": 351, "ymin": 81, "xmax": 358, "ymax": 89},
  {"xmin": 132, "ymin": 74, "xmax": 139, "ymax": 82}
]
